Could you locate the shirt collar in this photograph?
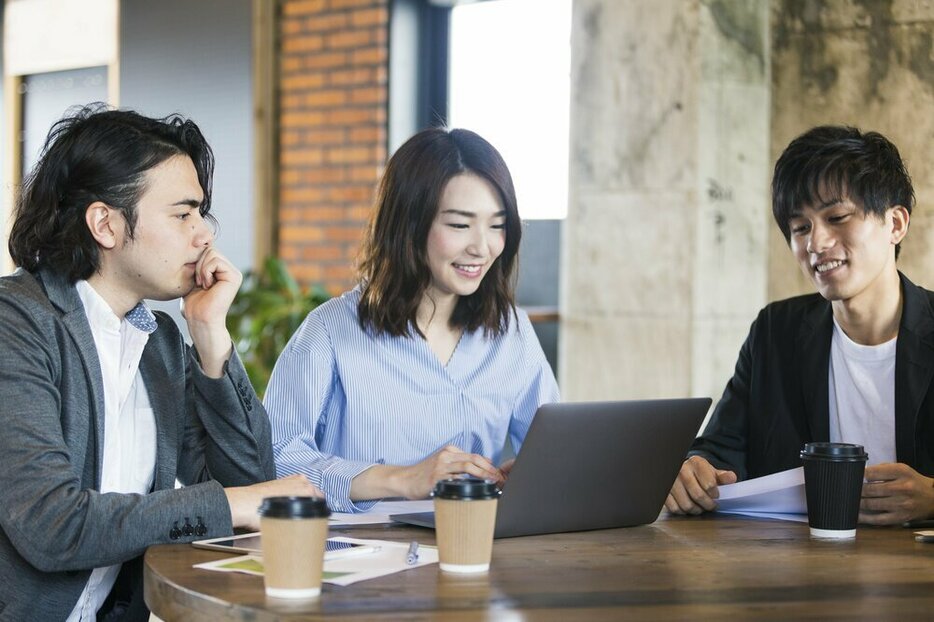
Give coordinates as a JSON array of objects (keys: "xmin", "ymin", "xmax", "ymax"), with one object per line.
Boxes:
[
  {"xmin": 125, "ymin": 302, "xmax": 158, "ymax": 334},
  {"xmin": 75, "ymin": 281, "xmax": 158, "ymax": 335}
]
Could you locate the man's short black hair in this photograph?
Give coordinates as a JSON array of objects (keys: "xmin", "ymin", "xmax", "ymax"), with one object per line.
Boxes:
[
  {"xmin": 8, "ymin": 103, "xmax": 215, "ymax": 281},
  {"xmin": 771, "ymin": 125, "xmax": 914, "ymax": 258}
]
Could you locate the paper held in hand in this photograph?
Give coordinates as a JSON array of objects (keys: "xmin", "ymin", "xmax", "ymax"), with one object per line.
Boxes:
[{"xmin": 714, "ymin": 467, "xmax": 808, "ymax": 522}]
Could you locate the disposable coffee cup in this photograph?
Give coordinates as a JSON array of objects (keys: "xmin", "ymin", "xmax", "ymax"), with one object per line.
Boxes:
[
  {"xmin": 258, "ymin": 496, "xmax": 331, "ymax": 598},
  {"xmin": 433, "ymin": 478, "xmax": 501, "ymax": 573},
  {"xmin": 800, "ymin": 442, "xmax": 868, "ymax": 539}
]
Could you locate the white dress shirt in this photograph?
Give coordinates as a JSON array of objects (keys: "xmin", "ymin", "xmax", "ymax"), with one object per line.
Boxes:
[{"xmin": 67, "ymin": 281, "xmax": 158, "ymax": 621}]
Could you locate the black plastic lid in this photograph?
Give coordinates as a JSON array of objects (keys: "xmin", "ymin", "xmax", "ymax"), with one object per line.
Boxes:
[
  {"xmin": 432, "ymin": 478, "xmax": 501, "ymax": 500},
  {"xmin": 258, "ymin": 496, "xmax": 331, "ymax": 519},
  {"xmin": 800, "ymin": 442, "xmax": 868, "ymax": 462}
]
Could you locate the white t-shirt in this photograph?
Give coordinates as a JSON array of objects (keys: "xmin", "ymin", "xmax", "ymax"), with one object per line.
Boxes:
[{"xmin": 827, "ymin": 317, "xmax": 897, "ymax": 466}]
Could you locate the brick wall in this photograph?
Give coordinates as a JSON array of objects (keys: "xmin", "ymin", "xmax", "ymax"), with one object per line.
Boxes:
[{"xmin": 278, "ymin": 0, "xmax": 389, "ymax": 292}]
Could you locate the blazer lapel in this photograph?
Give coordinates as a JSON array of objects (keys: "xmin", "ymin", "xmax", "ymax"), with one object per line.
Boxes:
[
  {"xmin": 894, "ymin": 274, "xmax": 934, "ymax": 466},
  {"xmin": 38, "ymin": 269, "xmax": 107, "ymax": 486},
  {"xmin": 139, "ymin": 336, "xmax": 178, "ymax": 492},
  {"xmin": 797, "ymin": 299, "xmax": 833, "ymax": 442}
]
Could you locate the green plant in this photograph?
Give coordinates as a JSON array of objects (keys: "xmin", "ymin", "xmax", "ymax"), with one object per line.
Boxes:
[{"xmin": 227, "ymin": 257, "xmax": 331, "ymax": 397}]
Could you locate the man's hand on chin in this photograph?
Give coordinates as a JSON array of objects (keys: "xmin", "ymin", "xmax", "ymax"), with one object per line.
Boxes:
[{"xmin": 181, "ymin": 247, "xmax": 242, "ymax": 377}]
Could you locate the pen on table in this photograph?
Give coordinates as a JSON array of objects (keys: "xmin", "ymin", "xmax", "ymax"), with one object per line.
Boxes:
[{"xmin": 406, "ymin": 540, "xmax": 419, "ymax": 565}]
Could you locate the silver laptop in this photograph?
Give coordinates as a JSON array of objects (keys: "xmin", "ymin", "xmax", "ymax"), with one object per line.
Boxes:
[{"xmin": 391, "ymin": 397, "xmax": 711, "ymax": 538}]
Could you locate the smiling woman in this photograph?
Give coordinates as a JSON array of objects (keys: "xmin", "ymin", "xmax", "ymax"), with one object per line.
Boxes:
[
  {"xmin": 357, "ymin": 128, "xmax": 522, "ymax": 339},
  {"xmin": 263, "ymin": 127, "xmax": 560, "ymax": 513},
  {"xmin": 426, "ymin": 173, "xmax": 506, "ymax": 296}
]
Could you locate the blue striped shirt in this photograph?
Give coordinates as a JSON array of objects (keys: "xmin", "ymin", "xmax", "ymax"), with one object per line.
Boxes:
[{"xmin": 264, "ymin": 286, "xmax": 560, "ymax": 512}]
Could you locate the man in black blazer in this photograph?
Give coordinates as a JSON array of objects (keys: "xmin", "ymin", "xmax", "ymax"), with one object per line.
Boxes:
[{"xmin": 667, "ymin": 126, "xmax": 934, "ymax": 526}]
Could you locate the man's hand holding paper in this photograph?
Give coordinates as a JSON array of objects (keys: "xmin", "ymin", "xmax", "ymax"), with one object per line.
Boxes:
[{"xmin": 665, "ymin": 456, "xmax": 737, "ymax": 515}]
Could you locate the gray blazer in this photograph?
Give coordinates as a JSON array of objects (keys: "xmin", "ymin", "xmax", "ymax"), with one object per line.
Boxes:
[{"xmin": 0, "ymin": 268, "xmax": 275, "ymax": 621}]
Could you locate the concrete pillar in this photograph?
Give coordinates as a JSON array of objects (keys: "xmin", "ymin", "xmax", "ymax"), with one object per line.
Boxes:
[{"xmin": 561, "ymin": 0, "xmax": 770, "ymax": 402}]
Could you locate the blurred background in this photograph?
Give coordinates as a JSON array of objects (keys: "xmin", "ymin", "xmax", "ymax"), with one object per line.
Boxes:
[{"xmin": 1, "ymin": 0, "xmax": 932, "ymax": 405}]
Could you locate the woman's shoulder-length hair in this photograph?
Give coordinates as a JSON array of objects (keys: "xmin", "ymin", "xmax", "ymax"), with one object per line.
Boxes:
[{"xmin": 357, "ymin": 127, "xmax": 521, "ymax": 338}]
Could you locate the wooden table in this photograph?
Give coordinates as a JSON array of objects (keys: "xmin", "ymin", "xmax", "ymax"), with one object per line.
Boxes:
[{"xmin": 145, "ymin": 515, "xmax": 934, "ymax": 620}]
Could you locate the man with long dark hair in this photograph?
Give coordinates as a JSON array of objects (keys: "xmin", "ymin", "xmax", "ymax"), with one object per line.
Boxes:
[
  {"xmin": 666, "ymin": 126, "xmax": 934, "ymax": 526},
  {"xmin": 0, "ymin": 105, "xmax": 320, "ymax": 621}
]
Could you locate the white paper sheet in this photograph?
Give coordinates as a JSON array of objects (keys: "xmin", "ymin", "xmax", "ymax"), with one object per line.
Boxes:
[
  {"xmin": 714, "ymin": 467, "xmax": 807, "ymax": 522},
  {"xmin": 716, "ymin": 510, "xmax": 809, "ymax": 523},
  {"xmin": 330, "ymin": 499, "xmax": 434, "ymax": 526},
  {"xmin": 193, "ymin": 536, "xmax": 439, "ymax": 586}
]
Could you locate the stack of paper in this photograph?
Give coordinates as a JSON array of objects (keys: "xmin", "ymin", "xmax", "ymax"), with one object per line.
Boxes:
[
  {"xmin": 715, "ymin": 467, "xmax": 808, "ymax": 523},
  {"xmin": 194, "ymin": 536, "xmax": 438, "ymax": 586}
]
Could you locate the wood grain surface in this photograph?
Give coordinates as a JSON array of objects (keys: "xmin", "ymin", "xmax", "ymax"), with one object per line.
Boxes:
[{"xmin": 144, "ymin": 515, "xmax": 934, "ymax": 620}]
